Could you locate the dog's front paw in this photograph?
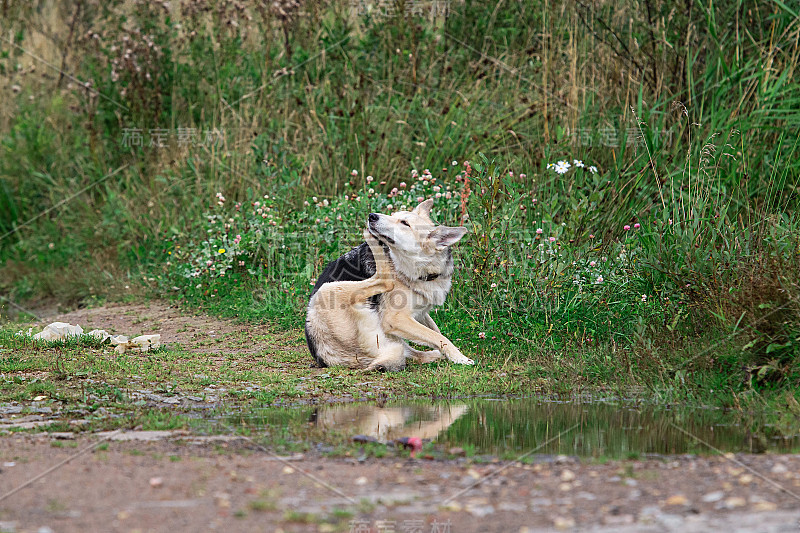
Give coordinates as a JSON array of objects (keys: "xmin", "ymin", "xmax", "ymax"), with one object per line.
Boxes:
[{"xmin": 445, "ymin": 347, "xmax": 474, "ymax": 365}]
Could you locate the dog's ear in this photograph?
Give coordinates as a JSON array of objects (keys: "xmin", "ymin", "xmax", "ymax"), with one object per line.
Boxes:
[
  {"xmin": 429, "ymin": 225, "xmax": 468, "ymax": 249},
  {"xmin": 413, "ymin": 198, "xmax": 434, "ymax": 217}
]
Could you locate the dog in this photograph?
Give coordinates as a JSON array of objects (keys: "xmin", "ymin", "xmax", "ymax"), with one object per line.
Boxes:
[{"xmin": 305, "ymin": 198, "xmax": 474, "ymax": 371}]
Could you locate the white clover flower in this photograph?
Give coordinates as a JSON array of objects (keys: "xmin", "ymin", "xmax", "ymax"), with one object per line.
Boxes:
[
  {"xmin": 452, "ymin": 160, "xmax": 458, "ymax": 166},
  {"xmin": 555, "ymin": 160, "xmax": 571, "ymax": 174},
  {"xmin": 574, "ymin": 159, "xmax": 585, "ymax": 167},
  {"xmin": 588, "ymin": 166, "xmax": 598, "ymax": 174}
]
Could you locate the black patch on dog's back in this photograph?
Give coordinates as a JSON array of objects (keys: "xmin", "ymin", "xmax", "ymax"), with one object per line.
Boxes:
[{"xmin": 309, "ymin": 242, "xmax": 376, "ymax": 297}]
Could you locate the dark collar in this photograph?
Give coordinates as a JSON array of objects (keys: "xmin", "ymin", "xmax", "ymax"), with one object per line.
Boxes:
[{"xmin": 420, "ymin": 273, "xmax": 440, "ymax": 281}]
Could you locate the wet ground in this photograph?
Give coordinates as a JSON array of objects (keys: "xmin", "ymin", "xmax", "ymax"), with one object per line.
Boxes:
[{"xmin": 224, "ymin": 397, "xmax": 800, "ymax": 458}]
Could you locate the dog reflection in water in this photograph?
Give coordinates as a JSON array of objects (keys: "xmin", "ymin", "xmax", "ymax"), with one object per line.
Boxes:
[{"xmin": 310, "ymin": 403, "xmax": 469, "ymax": 443}]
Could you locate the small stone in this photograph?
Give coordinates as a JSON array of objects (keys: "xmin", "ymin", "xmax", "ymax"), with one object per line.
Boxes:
[
  {"xmin": 449, "ymin": 447, "xmax": 466, "ymax": 457},
  {"xmin": 214, "ymin": 492, "xmax": 231, "ymax": 508},
  {"xmin": 466, "ymin": 468, "xmax": 481, "ymax": 479},
  {"xmin": 603, "ymin": 514, "xmax": 634, "ymax": 525},
  {"xmin": 624, "ymin": 478, "xmax": 638, "ymax": 487},
  {"xmin": 553, "ymin": 516, "xmax": 575, "ymax": 530},
  {"xmin": 771, "ymin": 463, "xmax": 788, "ymax": 474},
  {"xmin": 116, "ymin": 510, "xmax": 130, "ymax": 520},
  {"xmin": 282, "ymin": 466, "xmax": 294, "ymax": 474},
  {"xmin": 639, "ymin": 505, "xmax": 662, "ymax": 520},
  {"xmin": 664, "ymin": 494, "xmax": 688, "ymax": 506},
  {"xmin": 355, "ymin": 476, "xmax": 368, "ymax": 486},
  {"xmin": 497, "ymin": 502, "xmax": 527, "ymax": 512},
  {"xmin": 33, "ymin": 396, "xmax": 47, "ymax": 402},
  {"xmin": 465, "ymin": 504, "xmax": 494, "ymax": 517},
  {"xmin": 752, "ymin": 501, "xmax": 777, "ymax": 511},
  {"xmin": 701, "ymin": 491, "xmax": 724, "ymax": 503},
  {"xmin": 48, "ymin": 432, "xmax": 75, "ymax": 440},
  {"xmin": 560, "ymin": 470, "xmax": 575, "ymax": 482},
  {"xmin": 738, "ymin": 474, "xmax": 754, "ymax": 484},
  {"xmin": 558, "ymin": 483, "xmax": 572, "ymax": 492},
  {"xmin": 149, "ymin": 477, "xmax": 163, "ymax": 488},
  {"xmin": 37, "ymin": 527, "xmax": 54, "ymax": 533},
  {"xmin": 440, "ymin": 502, "xmax": 462, "ymax": 511},
  {"xmin": 723, "ymin": 497, "xmax": 746, "ymax": 508}
]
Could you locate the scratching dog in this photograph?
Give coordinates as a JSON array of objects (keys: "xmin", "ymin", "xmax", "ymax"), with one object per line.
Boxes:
[{"xmin": 305, "ymin": 199, "xmax": 474, "ymax": 371}]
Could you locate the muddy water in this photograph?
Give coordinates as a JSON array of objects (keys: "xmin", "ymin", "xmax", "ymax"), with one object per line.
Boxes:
[{"xmin": 224, "ymin": 397, "xmax": 800, "ymax": 457}]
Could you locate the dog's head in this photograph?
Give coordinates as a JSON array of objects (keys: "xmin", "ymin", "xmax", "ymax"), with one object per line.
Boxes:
[{"xmin": 367, "ymin": 199, "xmax": 467, "ymax": 260}]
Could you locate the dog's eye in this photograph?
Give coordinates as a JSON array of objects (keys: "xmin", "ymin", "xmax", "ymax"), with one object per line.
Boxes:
[{"xmin": 400, "ymin": 220, "xmax": 410, "ymax": 227}]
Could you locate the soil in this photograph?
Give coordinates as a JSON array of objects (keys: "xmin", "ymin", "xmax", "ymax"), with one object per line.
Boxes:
[
  {"xmin": 31, "ymin": 301, "xmax": 288, "ymax": 353},
  {"xmin": 0, "ymin": 434, "xmax": 799, "ymax": 533}
]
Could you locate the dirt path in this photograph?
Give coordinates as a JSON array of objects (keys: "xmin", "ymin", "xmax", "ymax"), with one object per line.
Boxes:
[
  {"xmin": 37, "ymin": 301, "xmax": 294, "ymax": 353},
  {"xmin": 1, "ymin": 434, "xmax": 799, "ymax": 532}
]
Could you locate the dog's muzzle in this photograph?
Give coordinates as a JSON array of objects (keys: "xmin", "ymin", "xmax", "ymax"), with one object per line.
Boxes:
[{"xmin": 368, "ymin": 215, "xmax": 395, "ymax": 245}]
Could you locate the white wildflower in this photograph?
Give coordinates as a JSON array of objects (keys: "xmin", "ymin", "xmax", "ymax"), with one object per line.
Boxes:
[{"xmin": 554, "ymin": 160, "xmax": 571, "ymax": 174}]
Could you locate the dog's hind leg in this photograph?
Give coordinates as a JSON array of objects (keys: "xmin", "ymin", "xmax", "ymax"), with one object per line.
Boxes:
[{"xmin": 328, "ymin": 230, "xmax": 394, "ymax": 307}]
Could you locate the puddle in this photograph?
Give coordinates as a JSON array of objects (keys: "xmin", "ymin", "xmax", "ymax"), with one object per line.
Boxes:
[{"xmin": 222, "ymin": 397, "xmax": 800, "ymax": 458}]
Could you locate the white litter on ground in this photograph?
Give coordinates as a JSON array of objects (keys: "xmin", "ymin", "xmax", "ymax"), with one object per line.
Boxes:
[
  {"xmin": 87, "ymin": 329, "xmax": 111, "ymax": 342},
  {"xmin": 19, "ymin": 322, "xmax": 161, "ymax": 353},
  {"xmin": 31, "ymin": 322, "xmax": 83, "ymax": 341},
  {"xmin": 112, "ymin": 334, "xmax": 161, "ymax": 354}
]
